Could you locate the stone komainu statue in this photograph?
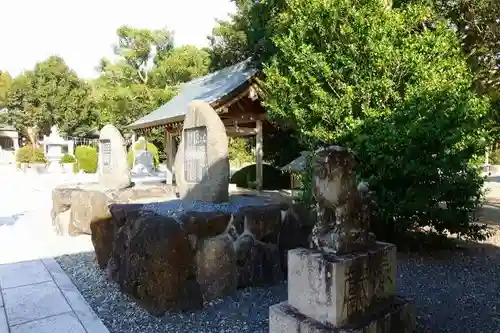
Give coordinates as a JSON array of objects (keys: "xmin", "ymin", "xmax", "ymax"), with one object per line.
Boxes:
[{"xmin": 310, "ymin": 145, "xmax": 375, "ymax": 254}]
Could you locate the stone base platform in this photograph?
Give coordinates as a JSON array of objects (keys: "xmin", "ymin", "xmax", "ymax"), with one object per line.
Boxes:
[
  {"xmin": 270, "ymin": 298, "xmax": 415, "ymax": 333},
  {"xmin": 269, "ymin": 244, "xmax": 415, "ymax": 333}
]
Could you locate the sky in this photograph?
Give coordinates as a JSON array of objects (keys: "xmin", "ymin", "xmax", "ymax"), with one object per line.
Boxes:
[{"xmin": 0, "ymin": 0, "xmax": 236, "ymax": 79}]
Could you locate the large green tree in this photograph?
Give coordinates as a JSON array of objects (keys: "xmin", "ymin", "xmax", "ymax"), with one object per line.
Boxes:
[
  {"xmin": 394, "ymin": 0, "xmax": 500, "ymax": 96},
  {"xmin": 208, "ymin": 0, "xmax": 286, "ymax": 70},
  {"xmin": 95, "ymin": 26, "xmax": 211, "ymax": 153},
  {"xmin": 4, "ymin": 56, "xmax": 96, "ymax": 137},
  {"xmin": 262, "ymin": 0, "xmax": 492, "ymax": 241}
]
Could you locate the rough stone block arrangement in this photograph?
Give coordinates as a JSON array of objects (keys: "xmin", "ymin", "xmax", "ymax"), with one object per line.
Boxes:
[
  {"xmin": 51, "ymin": 183, "xmax": 177, "ymax": 236},
  {"xmin": 89, "ymin": 197, "xmax": 313, "ymax": 315}
]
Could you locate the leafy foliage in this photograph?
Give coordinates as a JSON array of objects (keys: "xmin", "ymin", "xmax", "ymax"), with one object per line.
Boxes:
[
  {"xmin": 15, "ymin": 145, "xmax": 47, "ymax": 164},
  {"xmin": 94, "ymin": 26, "xmax": 211, "ymax": 132},
  {"xmin": 489, "ymin": 149, "xmax": 500, "ymax": 165},
  {"xmin": 0, "ymin": 71, "xmax": 12, "ymax": 109},
  {"xmin": 261, "ymin": 0, "xmax": 491, "ymax": 241},
  {"xmin": 394, "ymin": 0, "xmax": 500, "ymax": 96},
  {"xmin": 228, "ymin": 137, "xmax": 254, "ymax": 165},
  {"xmin": 207, "ymin": 0, "xmax": 286, "ymax": 70},
  {"xmin": 295, "ymin": 153, "xmax": 315, "ymax": 209},
  {"xmin": 59, "ymin": 153, "xmax": 76, "ymax": 164},
  {"xmin": 4, "ymin": 57, "xmax": 97, "ymax": 137},
  {"xmin": 230, "ymin": 163, "xmax": 290, "ymax": 190},
  {"xmin": 74, "ymin": 145, "xmax": 98, "ymax": 173}
]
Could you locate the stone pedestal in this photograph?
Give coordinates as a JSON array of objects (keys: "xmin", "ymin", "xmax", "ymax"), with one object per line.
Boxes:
[{"xmin": 269, "ymin": 243, "xmax": 415, "ymax": 333}]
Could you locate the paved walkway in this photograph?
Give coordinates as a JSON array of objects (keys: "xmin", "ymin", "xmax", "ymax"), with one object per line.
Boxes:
[
  {"xmin": 0, "ymin": 259, "xmax": 108, "ymax": 333},
  {"xmin": 0, "ymin": 166, "xmax": 109, "ymax": 332}
]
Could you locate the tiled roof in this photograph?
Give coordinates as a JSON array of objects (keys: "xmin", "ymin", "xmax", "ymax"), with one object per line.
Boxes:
[{"xmin": 127, "ymin": 58, "xmax": 257, "ymax": 129}]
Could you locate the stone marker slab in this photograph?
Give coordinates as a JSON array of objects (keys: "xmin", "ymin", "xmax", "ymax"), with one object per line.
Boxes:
[
  {"xmin": 98, "ymin": 124, "xmax": 131, "ymax": 189},
  {"xmin": 287, "ymin": 243, "xmax": 397, "ymax": 327},
  {"xmin": 174, "ymin": 100, "xmax": 230, "ymax": 202}
]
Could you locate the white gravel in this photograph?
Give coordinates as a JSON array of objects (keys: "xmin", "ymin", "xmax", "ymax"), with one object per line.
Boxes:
[{"xmin": 0, "ymin": 166, "xmax": 97, "ymax": 264}]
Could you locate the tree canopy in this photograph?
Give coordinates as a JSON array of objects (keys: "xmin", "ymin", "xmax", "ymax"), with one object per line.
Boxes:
[
  {"xmin": 3, "ymin": 56, "xmax": 97, "ymax": 137},
  {"xmin": 94, "ymin": 26, "xmax": 210, "ymax": 132}
]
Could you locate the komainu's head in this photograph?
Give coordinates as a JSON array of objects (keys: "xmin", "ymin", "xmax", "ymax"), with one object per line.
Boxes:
[{"xmin": 312, "ymin": 146, "xmax": 358, "ymax": 206}]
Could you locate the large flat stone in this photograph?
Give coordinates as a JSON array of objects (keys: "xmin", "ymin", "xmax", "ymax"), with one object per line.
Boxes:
[
  {"xmin": 3, "ymin": 281, "xmax": 72, "ymax": 326},
  {"xmin": 269, "ymin": 298, "xmax": 415, "ymax": 333},
  {"xmin": 42, "ymin": 259, "xmax": 110, "ymax": 333},
  {"xmin": 10, "ymin": 312, "xmax": 86, "ymax": 333},
  {"xmin": 0, "ymin": 261, "xmax": 52, "ymax": 289},
  {"xmin": 287, "ymin": 243, "xmax": 396, "ymax": 327},
  {"xmin": 0, "ymin": 309, "xmax": 8, "ymax": 333}
]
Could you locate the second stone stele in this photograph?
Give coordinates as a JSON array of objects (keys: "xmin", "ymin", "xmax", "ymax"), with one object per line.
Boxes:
[{"xmin": 269, "ymin": 146, "xmax": 415, "ymax": 333}]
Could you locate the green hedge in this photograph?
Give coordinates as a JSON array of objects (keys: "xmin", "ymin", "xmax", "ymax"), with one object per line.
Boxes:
[
  {"xmin": 15, "ymin": 146, "xmax": 47, "ymax": 164},
  {"xmin": 230, "ymin": 164, "xmax": 290, "ymax": 190},
  {"xmin": 59, "ymin": 153, "xmax": 76, "ymax": 164},
  {"xmin": 74, "ymin": 145, "xmax": 98, "ymax": 173},
  {"xmin": 127, "ymin": 142, "xmax": 160, "ymax": 168}
]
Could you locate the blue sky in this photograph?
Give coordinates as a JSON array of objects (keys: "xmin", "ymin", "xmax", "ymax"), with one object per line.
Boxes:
[{"xmin": 0, "ymin": 0, "xmax": 235, "ymax": 79}]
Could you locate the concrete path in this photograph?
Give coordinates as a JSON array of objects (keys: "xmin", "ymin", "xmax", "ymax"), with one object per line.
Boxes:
[
  {"xmin": 0, "ymin": 166, "xmax": 109, "ymax": 332},
  {"xmin": 0, "ymin": 259, "xmax": 108, "ymax": 333}
]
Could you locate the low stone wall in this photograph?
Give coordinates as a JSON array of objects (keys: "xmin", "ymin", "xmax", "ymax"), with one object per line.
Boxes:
[
  {"xmin": 91, "ymin": 196, "xmax": 315, "ymax": 315},
  {"xmin": 51, "ymin": 183, "xmax": 177, "ymax": 236}
]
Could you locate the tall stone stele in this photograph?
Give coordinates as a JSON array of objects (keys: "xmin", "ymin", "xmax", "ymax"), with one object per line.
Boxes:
[
  {"xmin": 269, "ymin": 146, "xmax": 416, "ymax": 333},
  {"xmin": 174, "ymin": 100, "xmax": 230, "ymax": 203},
  {"xmin": 98, "ymin": 124, "xmax": 131, "ymax": 190}
]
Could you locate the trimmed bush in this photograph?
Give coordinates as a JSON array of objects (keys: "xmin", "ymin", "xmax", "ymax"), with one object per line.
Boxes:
[
  {"xmin": 127, "ymin": 142, "xmax": 160, "ymax": 168},
  {"xmin": 15, "ymin": 146, "xmax": 47, "ymax": 164},
  {"xmin": 59, "ymin": 153, "xmax": 76, "ymax": 164},
  {"xmin": 74, "ymin": 145, "xmax": 98, "ymax": 173},
  {"xmin": 230, "ymin": 164, "xmax": 290, "ymax": 190}
]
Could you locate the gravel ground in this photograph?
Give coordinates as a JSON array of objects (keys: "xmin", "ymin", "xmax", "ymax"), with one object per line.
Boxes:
[
  {"xmin": 57, "ymin": 252, "xmax": 286, "ymax": 333},
  {"xmin": 56, "ymin": 231, "xmax": 500, "ymax": 333}
]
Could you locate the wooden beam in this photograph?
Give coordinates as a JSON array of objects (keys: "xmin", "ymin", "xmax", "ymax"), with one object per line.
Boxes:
[
  {"xmin": 255, "ymin": 119, "xmax": 263, "ymax": 191},
  {"xmin": 212, "ymin": 83, "xmax": 252, "ymax": 112},
  {"xmin": 164, "ymin": 128, "xmax": 175, "ymax": 184},
  {"xmin": 226, "ymin": 126, "xmax": 258, "ymax": 137}
]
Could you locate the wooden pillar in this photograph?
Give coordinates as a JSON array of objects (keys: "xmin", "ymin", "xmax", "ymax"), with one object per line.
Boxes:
[
  {"xmin": 164, "ymin": 127, "xmax": 174, "ymax": 184},
  {"xmin": 255, "ymin": 120, "xmax": 263, "ymax": 191}
]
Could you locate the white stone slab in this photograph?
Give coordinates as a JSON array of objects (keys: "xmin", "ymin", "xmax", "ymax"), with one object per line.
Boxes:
[
  {"xmin": 10, "ymin": 312, "xmax": 86, "ymax": 333},
  {"xmin": 43, "ymin": 259, "xmax": 109, "ymax": 333},
  {"xmin": 3, "ymin": 281, "xmax": 71, "ymax": 326},
  {"xmin": 0, "ymin": 309, "xmax": 8, "ymax": 333},
  {"xmin": 0, "ymin": 260, "xmax": 52, "ymax": 289}
]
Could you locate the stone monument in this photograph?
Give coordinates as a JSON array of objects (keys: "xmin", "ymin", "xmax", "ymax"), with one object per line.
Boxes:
[
  {"xmin": 98, "ymin": 124, "xmax": 131, "ymax": 189},
  {"xmin": 174, "ymin": 100, "xmax": 230, "ymax": 202},
  {"xmin": 43, "ymin": 125, "xmax": 74, "ymax": 173},
  {"xmin": 131, "ymin": 137, "xmax": 155, "ymax": 175},
  {"xmin": 269, "ymin": 146, "xmax": 415, "ymax": 333}
]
